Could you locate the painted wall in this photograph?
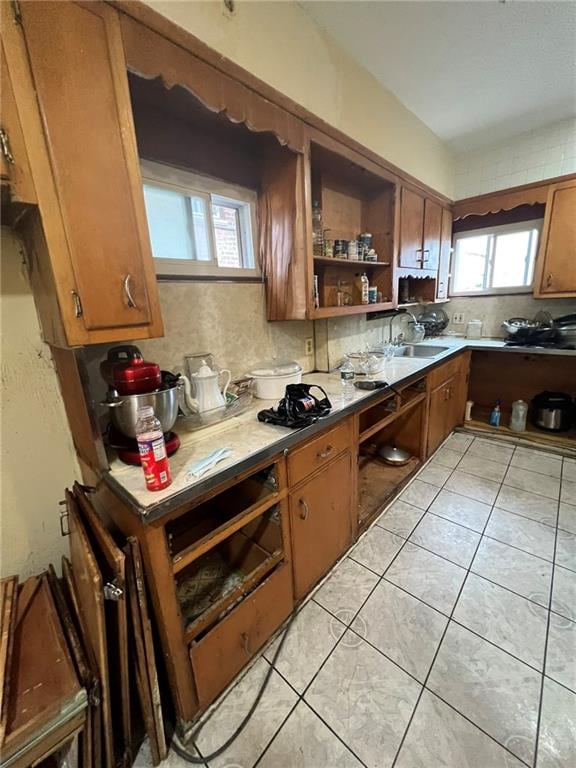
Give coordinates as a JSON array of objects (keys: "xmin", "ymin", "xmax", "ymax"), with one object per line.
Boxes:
[
  {"xmin": 0, "ymin": 228, "xmax": 80, "ymax": 578},
  {"xmin": 142, "ymin": 0, "xmax": 454, "ymax": 197},
  {"xmin": 455, "ymin": 118, "xmax": 576, "ymax": 199}
]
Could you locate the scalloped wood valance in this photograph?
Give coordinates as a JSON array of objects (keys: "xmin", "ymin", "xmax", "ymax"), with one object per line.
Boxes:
[
  {"xmin": 453, "ymin": 173, "xmax": 576, "ymax": 220},
  {"xmin": 120, "ymin": 14, "xmax": 306, "ymax": 155}
]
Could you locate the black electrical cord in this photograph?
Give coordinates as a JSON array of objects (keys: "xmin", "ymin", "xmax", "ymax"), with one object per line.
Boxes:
[{"xmin": 170, "ymin": 609, "xmax": 298, "ymax": 763}]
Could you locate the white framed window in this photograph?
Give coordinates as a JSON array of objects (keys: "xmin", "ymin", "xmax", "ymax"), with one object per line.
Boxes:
[
  {"xmin": 141, "ymin": 160, "xmax": 259, "ymax": 279},
  {"xmin": 450, "ymin": 220, "xmax": 542, "ymax": 296}
]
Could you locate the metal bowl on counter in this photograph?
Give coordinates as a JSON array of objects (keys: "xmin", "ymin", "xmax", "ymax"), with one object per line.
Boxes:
[{"xmin": 102, "ymin": 384, "xmax": 180, "ymax": 438}]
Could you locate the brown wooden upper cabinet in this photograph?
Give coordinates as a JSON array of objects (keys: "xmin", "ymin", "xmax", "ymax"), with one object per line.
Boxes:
[
  {"xmin": 436, "ymin": 207, "xmax": 453, "ymax": 300},
  {"xmin": 533, "ymin": 179, "xmax": 576, "ymax": 298},
  {"xmin": 2, "ymin": 0, "xmax": 163, "ymax": 346},
  {"xmin": 399, "ymin": 187, "xmax": 446, "ymax": 273}
]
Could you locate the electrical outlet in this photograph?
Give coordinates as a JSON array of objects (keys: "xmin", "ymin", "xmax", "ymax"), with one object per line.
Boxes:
[
  {"xmin": 452, "ymin": 313, "xmax": 465, "ymax": 325},
  {"xmin": 305, "ymin": 338, "xmax": 314, "ymax": 356}
]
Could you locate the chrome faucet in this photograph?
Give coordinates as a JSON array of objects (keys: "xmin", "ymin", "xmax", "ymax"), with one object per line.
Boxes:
[{"xmin": 388, "ymin": 311, "xmax": 417, "ymax": 344}]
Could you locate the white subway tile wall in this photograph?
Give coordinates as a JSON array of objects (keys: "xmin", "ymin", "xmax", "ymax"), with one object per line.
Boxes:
[{"xmin": 455, "ymin": 118, "xmax": 576, "ymax": 200}]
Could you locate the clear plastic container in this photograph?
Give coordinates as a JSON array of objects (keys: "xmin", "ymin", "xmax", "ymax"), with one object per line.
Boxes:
[
  {"xmin": 135, "ymin": 405, "xmax": 172, "ymax": 491},
  {"xmin": 510, "ymin": 400, "xmax": 528, "ymax": 432},
  {"xmin": 466, "ymin": 319, "xmax": 483, "ymax": 339}
]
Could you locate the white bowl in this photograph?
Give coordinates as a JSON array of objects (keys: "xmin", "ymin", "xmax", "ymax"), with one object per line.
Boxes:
[{"xmin": 251, "ymin": 370, "xmax": 302, "ymax": 400}]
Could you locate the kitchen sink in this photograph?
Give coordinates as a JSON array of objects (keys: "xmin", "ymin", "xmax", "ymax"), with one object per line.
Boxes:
[{"xmin": 400, "ymin": 344, "xmax": 449, "ymax": 358}]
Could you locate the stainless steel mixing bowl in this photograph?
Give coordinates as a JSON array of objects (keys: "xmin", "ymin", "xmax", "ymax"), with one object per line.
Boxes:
[{"xmin": 102, "ymin": 384, "xmax": 180, "ymax": 438}]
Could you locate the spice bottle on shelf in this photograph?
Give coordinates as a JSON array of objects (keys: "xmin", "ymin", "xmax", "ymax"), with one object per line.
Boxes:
[
  {"xmin": 312, "ymin": 201, "xmax": 324, "ymax": 257},
  {"xmin": 356, "ymin": 272, "xmax": 369, "ymax": 305},
  {"xmin": 135, "ymin": 406, "xmax": 172, "ymax": 491}
]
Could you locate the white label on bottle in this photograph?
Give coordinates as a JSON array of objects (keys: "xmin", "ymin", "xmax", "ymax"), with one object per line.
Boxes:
[{"xmin": 152, "ymin": 437, "xmax": 167, "ymax": 461}]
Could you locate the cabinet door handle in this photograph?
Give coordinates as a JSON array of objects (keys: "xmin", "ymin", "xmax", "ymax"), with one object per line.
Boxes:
[
  {"xmin": 0, "ymin": 128, "xmax": 14, "ymax": 164},
  {"xmin": 317, "ymin": 444, "xmax": 334, "ymax": 459},
  {"xmin": 240, "ymin": 632, "xmax": 251, "ymax": 655},
  {"xmin": 299, "ymin": 498, "xmax": 309, "ymax": 520},
  {"xmin": 123, "ymin": 274, "xmax": 137, "ymax": 308},
  {"xmin": 422, "ymin": 249, "xmax": 430, "ymax": 264},
  {"xmin": 546, "ymin": 273, "xmax": 553, "ymax": 287},
  {"xmin": 71, "ymin": 290, "xmax": 83, "ymax": 318}
]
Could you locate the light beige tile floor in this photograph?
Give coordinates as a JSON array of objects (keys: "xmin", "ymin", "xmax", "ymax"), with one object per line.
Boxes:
[{"xmin": 136, "ymin": 435, "xmax": 576, "ymax": 768}]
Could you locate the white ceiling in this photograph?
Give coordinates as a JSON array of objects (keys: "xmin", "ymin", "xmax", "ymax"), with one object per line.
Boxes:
[{"xmin": 301, "ymin": 0, "xmax": 576, "ymax": 152}]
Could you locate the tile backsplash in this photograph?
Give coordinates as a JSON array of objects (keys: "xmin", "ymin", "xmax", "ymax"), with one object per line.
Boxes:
[
  {"xmin": 138, "ymin": 281, "xmax": 315, "ymax": 378},
  {"xmin": 446, "ymin": 295, "xmax": 576, "ymax": 338},
  {"xmin": 85, "ymin": 282, "xmax": 575, "ymax": 405},
  {"xmin": 455, "ymin": 118, "xmax": 576, "ymax": 199}
]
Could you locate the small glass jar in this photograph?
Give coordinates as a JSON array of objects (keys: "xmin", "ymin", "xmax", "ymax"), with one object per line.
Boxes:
[{"xmin": 347, "ymin": 240, "xmax": 359, "ymax": 260}]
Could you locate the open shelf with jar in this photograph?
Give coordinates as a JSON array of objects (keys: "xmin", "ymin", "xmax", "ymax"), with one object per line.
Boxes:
[{"xmin": 309, "ymin": 136, "xmax": 397, "ymax": 317}]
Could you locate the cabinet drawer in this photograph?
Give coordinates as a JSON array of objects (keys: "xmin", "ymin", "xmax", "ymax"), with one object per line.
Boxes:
[
  {"xmin": 288, "ymin": 420, "xmax": 351, "ymax": 486},
  {"xmin": 189, "ymin": 563, "xmax": 293, "ymax": 709},
  {"xmin": 428, "ymin": 354, "xmax": 464, "ymax": 390}
]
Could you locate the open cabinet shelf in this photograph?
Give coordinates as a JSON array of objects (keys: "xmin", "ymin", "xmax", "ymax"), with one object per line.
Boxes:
[
  {"xmin": 310, "ymin": 139, "xmax": 397, "ymax": 316},
  {"xmin": 357, "ymin": 390, "xmax": 426, "ymax": 531},
  {"xmin": 468, "ymin": 407, "xmax": 576, "ymax": 452}
]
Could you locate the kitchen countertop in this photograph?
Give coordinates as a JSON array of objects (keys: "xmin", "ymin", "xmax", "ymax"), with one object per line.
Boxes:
[{"xmin": 104, "ymin": 337, "xmax": 576, "ymax": 521}]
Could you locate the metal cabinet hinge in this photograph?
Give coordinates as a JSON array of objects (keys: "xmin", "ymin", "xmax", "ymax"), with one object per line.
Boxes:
[
  {"xmin": 0, "ymin": 128, "xmax": 14, "ymax": 165},
  {"xmin": 88, "ymin": 680, "xmax": 101, "ymax": 707},
  {"xmin": 11, "ymin": 0, "xmax": 21, "ymax": 23},
  {"xmin": 71, "ymin": 290, "xmax": 83, "ymax": 318},
  {"xmin": 103, "ymin": 582, "xmax": 123, "ymax": 601},
  {"xmin": 59, "ymin": 500, "xmax": 70, "ymax": 537}
]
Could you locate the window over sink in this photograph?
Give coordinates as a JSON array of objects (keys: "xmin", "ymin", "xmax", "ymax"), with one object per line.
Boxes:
[
  {"xmin": 141, "ymin": 160, "xmax": 260, "ymax": 279},
  {"xmin": 450, "ymin": 220, "xmax": 542, "ymax": 296}
]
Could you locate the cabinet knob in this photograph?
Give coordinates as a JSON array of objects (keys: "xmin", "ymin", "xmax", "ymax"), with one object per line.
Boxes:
[
  {"xmin": 299, "ymin": 498, "xmax": 309, "ymax": 520},
  {"xmin": 317, "ymin": 444, "xmax": 334, "ymax": 459},
  {"xmin": 123, "ymin": 274, "xmax": 137, "ymax": 308}
]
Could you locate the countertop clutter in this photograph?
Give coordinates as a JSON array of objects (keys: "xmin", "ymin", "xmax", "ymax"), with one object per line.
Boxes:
[{"xmin": 106, "ymin": 336, "xmax": 576, "ymax": 518}]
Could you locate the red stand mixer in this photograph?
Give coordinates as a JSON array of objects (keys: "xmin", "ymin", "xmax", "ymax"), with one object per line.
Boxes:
[{"xmin": 100, "ymin": 345, "xmax": 181, "ymax": 464}]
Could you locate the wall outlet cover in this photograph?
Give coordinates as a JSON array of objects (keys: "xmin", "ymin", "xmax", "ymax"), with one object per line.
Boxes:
[
  {"xmin": 305, "ymin": 338, "xmax": 314, "ymax": 356},
  {"xmin": 452, "ymin": 313, "xmax": 465, "ymax": 324}
]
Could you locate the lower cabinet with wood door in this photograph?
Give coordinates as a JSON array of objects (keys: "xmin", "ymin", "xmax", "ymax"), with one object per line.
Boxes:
[
  {"xmin": 96, "ymin": 457, "xmax": 294, "ymax": 725},
  {"xmin": 426, "ymin": 352, "xmax": 470, "ymax": 455},
  {"xmin": 289, "ymin": 450, "xmax": 354, "ymax": 602}
]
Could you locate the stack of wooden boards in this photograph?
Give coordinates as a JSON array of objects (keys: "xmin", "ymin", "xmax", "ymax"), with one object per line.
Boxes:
[
  {"xmin": 0, "ymin": 573, "xmax": 86, "ymax": 767},
  {"xmin": 0, "ymin": 483, "xmax": 168, "ymax": 768}
]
